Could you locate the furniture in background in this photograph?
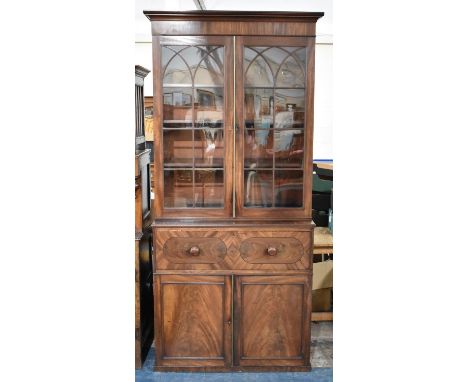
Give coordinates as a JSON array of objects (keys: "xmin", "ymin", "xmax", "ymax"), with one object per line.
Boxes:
[
  {"xmin": 311, "ymin": 162, "xmax": 333, "ymax": 321},
  {"xmin": 145, "ymin": 10, "xmax": 323, "ymax": 372},
  {"xmin": 135, "ymin": 65, "xmax": 154, "ymax": 369},
  {"xmin": 312, "ymin": 227, "xmax": 333, "ymax": 321},
  {"xmin": 312, "ymin": 162, "xmax": 333, "ymax": 227}
]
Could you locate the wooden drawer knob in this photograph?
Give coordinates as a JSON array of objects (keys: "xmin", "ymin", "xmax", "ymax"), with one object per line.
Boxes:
[
  {"xmin": 267, "ymin": 247, "xmax": 278, "ymax": 256},
  {"xmin": 189, "ymin": 246, "xmax": 200, "ymax": 256}
]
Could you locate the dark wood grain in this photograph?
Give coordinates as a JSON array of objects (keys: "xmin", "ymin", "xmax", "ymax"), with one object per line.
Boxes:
[
  {"xmin": 153, "ymin": 226, "xmax": 311, "ymax": 271},
  {"xmin": 234, "ymin": 274, "xmax": 311, "ymax": 367},
  {"xmin": 144, "ymin": 11, "xmax": 323, "ymax": 37},
  {"xmin": 146, "ymin": 10, "xmax": 322, "ymax": 372},
  {"xmin": 163, "ymin": 236, "xmax": 227, "ymax": 264},
  {"xmin": 239, "ymin": 237, "xmax": 304, "ymax": 264},
  {"xmin": 154, "ymin": 274, "xmax": 232, "ymax": 367}
]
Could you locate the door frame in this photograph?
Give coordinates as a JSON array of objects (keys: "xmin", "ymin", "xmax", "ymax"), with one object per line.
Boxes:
[
  {"xmin": 153, "ymin": 35, "xmax": 234, "ymax": 218},
  {"xmin": 234, "ymin": 36, "xmax": 315, "ymax": 219}
]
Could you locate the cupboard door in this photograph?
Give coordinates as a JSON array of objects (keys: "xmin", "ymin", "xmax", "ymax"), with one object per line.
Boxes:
[
  {"xmin": 153, "ymin": 36, "xmax": 234, "ymax": 218},
  {"xmin": 235, "ymin": 36, "xmax": 314, "ymax": 218},
  {"xmin": 234, "ymin": 274, "xmax": 311, "ymax": 367},
  {"xmin": 154, "ymin": 275, "xmax": 232, "ymax": 367}
]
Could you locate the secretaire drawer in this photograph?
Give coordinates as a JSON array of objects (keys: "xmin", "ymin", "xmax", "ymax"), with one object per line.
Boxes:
[
  {"xmin": 163, "ymin": 236, "xmax": 227, "ymax": 264},
  {"xmin": 238, "ymin": 236, "xmax": 305, "ymax": 264},
  {"xmin": 153, "ymin": 228, "xmax": 311, "ymax": 271}
]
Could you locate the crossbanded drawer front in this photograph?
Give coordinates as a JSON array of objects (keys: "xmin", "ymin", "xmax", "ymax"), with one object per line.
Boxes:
[{"xmin": 154, "ymin": 229, "xmax": 311, "ymax": 270}]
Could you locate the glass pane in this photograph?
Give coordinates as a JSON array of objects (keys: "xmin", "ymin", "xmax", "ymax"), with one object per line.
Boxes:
[
  {"xmin": 244, "ymin": 170, "xmax": 273, "ymax": 207},
  {"xmin": 193, "ymin": 47, "xmax": 224, "ymax": 86},
  {"xmin": 274, "ymin": 89, "xmax": 305, "ymax": 129},
  {"xmin": 276, "ymin": 50, "xmax": 306, "ymax": 88},
  {"xmin": 162, "ymin": 44, "xmax": 226, "ymax": 211},
  {"xmin": 274, "ymin": 129, "xmax": 304, "ymax": 168},
  {"xmin": 164, "ymin": 170, "xmax": 193, "ymax": 208},
  {"xmin": 194, "ymin": 170, "xmax": 224, "ymax": 207},
  {"xmin": 194, "ymin": 128, "xmax": 224, "ymax": 168},
  {"xmin": 163, "ymin": 129, "xmax": 193, "ymax": 167},
  {"xmin": 163, "ymin": 46, "xmax": 223, "ymax": 87},
  {"xmin": 275, "ymin": 170, "xmax": 303, "ymax": 207},
  {"xmin": 194, "ymin": 87, "xmax": 224, "ymax": 128},
  {"xmin": 244, "ymin": 47, "xmax": 274, "ymax": 87},
  {"xmin": 244, "ymin": 88, "xmax": 273, "ymax": 129},
  {"xmin": 163, "ymin": 87, "xmax": 193, "ymax": 128},
  {"xmin": 244, "ymin": 129, "xmax": 274, "ymax": 169},
  {"xmin": 163, "ymin": 49, "xmax": 192, "ymax": 86},
  {"xmin": 262, "ymin": 47, "xmax": 289, "ymax": 77}
]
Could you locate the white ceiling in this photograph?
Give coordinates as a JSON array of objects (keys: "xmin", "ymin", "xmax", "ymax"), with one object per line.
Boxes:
[{"xmin": 135, "ymin": 0, "xmax": 333, "ymax": 43}]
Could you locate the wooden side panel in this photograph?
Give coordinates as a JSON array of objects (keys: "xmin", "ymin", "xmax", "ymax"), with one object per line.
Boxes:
[
  {"xmin": 234, "ymin": 275, "xmax": 311, "ymax": 367},
  {"xmin": 155, "ymin": 275, "xmax": 232, "ymax": 367}
]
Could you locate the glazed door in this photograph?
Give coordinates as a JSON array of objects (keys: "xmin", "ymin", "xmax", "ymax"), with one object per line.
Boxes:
[
  {"xmin": 153, "ymin": 36, "xmax": 234, "ymax": 217},
  {"xmin": 154, "ymin": 275, "xmax": 232, "ymax": 368},
  {"xmin": 235, "ymin": 36, "xmax": 315, "ymax": 218},
  {"xmin": 233, "ymin": 274, "xmax": 312, "ymax": 367}
]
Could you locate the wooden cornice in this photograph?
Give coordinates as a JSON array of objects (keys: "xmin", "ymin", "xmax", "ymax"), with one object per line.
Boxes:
[{"xmin": 143, "ymin": 10, "xmax": 324, "ymax": 23}]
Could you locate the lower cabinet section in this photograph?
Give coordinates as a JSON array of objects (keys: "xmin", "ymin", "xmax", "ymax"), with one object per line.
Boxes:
[{"xmin": 153, "ymin": 273, "xmax": 311, "ymax": 371}]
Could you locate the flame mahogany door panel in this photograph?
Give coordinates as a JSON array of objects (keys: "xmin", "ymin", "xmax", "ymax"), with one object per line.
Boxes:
[
  {"xmin": 154, "ymin": 274, "xmax": 232, "ymax": 368},
  {"xmin": 234, "ymin": 274, "xmax": 312, "ymax": 367}
]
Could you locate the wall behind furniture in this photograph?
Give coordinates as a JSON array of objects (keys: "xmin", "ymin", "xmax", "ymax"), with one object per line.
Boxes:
[{"xmin": 135, "ymin": 0, "xmax": 333, "ymax": 159}]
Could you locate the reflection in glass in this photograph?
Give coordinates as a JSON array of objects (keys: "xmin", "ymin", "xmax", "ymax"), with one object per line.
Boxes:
[
  {"xmin": 244, "ymin": 129, "xmax": 274, "ymax": 168},
  {"xmin": 276, "ymin": 53, "xmax": 306, "ymax": 88},
  {"xmin": 163, "ymin": 130, "xmax": 193, "ymax": 167},
  {"xmin": 195, "ymin": 87, "xmax": 224, "ymax": 128},
  {"xmin": 194, "ymin": 170, "xmax": 224, "ymax": 207},
  {"xmin": 164, "ymin": 170, "xmax": 193, "ymax": 208},
  {"xmin": 274, "ymin": 129, "xmax": 304, "ymax": 168},
  {"xmin": 262, "ymin": 47, "xmax": 289, "ymax": 75},
  {"xmin": 244, "ymin": 47, "xmax": 274, "ymax": 87},
  {"xmin": 194, "ymin": 129, "xmax": 224, "ymax": 168},
  {"xmin": 162, "ymin": 48, "xmax": 192, "ymax": 85},
  {"xmin": 274, "ymin": 89, "xmax": 305, "ymax": 129},
  {"xmin": 244, "ymin": 88, "xmax": 273, "ymax": 129},
  {"xmin": 275, "ymin": 170, "xmax": 303, "ymax": 207},
  {"xmin": 244, "ymin": 47, "xmax": 306, "ymax": 88},
  {"xmin": 244, "ymin": 170, "xmax": 273, "ymax": 207},
  {"xmin": 162, "ymin": 46, "xmax": 224, "ymax": 87},
  {"xmin": 163, "ymin": 87, "xmax": 193, "ymax": 128},
  {"xmin": 193, "ymin": 48, "xmax": 224, "ymax": 86}
]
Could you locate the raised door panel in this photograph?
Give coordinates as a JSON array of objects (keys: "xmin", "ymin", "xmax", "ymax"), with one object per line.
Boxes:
[
  {"xmin": 154, "ymin": 275, "xmax": 232, "ymax": 367},
  {"xmin": 234, "ymin": 275, "xmax": 311, "ymax": 367}
]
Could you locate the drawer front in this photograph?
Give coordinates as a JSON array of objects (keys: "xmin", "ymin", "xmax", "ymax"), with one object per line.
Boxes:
[
  {"xmin": 154, "ymin": 229, "xmax": 311, "ymax": 271},
  {"xmin": 239, "ymin": 237, "xmax": 304, "ymax": 264},
  {"xmin": 163, "ymin": 237, "xmax": 227, "ymax": 264}
]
